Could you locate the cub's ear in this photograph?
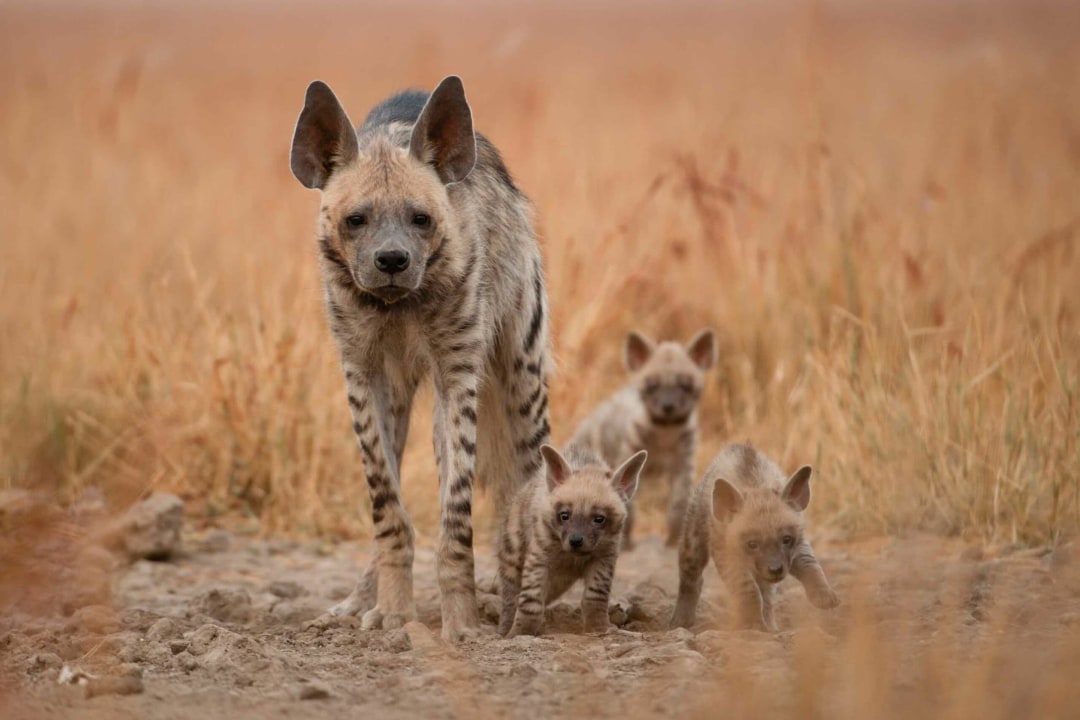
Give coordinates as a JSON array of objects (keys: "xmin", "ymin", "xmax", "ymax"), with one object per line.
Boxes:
[
  {"xmin": 686, "ymin": 329, "xmax": 717, "ymax": 371},
  {"xmin": 610, "ymin": 450, "xmax": 648, "ymax": 501},
  {"xmin": 624, "ymin": 331, "xmax": 655, "ymax": 372},
  {"xmin": 409, "ymin": 75, "xmax": 476, "ymax": 184},
  {"xmin": 540, "ymin": 445, "xmax": 573, "ymax": 493},
  {"xmin": 781, "ymin": 466, "xmax": 813, "ymax": 511},
  {"xmin": 290, "ymin": 81, "xmax": 359, "ymax": 190},
  {"xmin": 711, "ymin": 478, "xmax": 743, "ymax": 521}
]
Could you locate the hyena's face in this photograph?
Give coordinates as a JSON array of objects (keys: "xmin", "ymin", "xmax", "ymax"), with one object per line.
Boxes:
[
  {"xmin": 290, "ymin": 77, "xmax": 476, "ymax": 305},
  {"xmin": 712, "ymin": 466, "xmax": 813, "ymax": 583},
  {"xmin": 541, "ymin": 446, "xmax": 647, "ymax": 555},
  {"xmin": 319, "ymin": 150, "xmax": 450, "ymax": 303},
  {"xmin": 625, "ymin": 329, "xmax": 717, "ymax": 425}
]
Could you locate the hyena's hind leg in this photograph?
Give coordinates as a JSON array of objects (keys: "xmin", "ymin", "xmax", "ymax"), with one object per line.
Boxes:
[{"xmin": 329, "ymin": 374, "xmax": 416, "ymax": 619}]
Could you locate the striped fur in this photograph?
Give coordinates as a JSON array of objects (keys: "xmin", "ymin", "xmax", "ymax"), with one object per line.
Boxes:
[
  {"xmin": 497, "ymin": 445, "xmax": 646, "ymax": 637},
  {"xmin": 670, "ymin": 443, "xmax": 840, "ymax": 631},
  {"xmin": 569, "ymin": 329, "xmax": 716, "ymax": 548},
  {"xmin": 290, "ymin": 77, "xmax": 551, "ymax": 642}
]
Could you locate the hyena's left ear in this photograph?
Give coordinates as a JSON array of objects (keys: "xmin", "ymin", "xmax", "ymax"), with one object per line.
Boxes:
[
  {"xmin": 686, "ymin": 329, "xmax": 717, "ymax": 371},
  {"xmin": 781, "ymin": 465, "xmax": 813, "ymax": 511},
  {"xmin": 410, "ymin": 75, "xmax": 476, "ymax": 184},
  {"xmin": 611, "ymin": 450, "xmax": 648, "ymax": 502},
  {"xmin": 290, "ymin": 81, "xmax": 359, "ymax": 190},
  {"xmin": 540, "ymin": 445, "xmax": 573, "ymax": 492}
]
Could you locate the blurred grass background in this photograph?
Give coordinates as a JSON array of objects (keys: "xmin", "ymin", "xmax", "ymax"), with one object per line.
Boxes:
[{"xmin": 1, "ymin": 0, "xmax": 1077, "ymax": 547}]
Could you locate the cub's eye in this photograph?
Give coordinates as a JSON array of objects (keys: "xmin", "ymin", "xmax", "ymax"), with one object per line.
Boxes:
[
  {"xmin": 782, "ymin": 535, "xmax": 794, "ymax": 546},
  {"xmin": 558, "ymin": 511, "xmax": 570, "ymax": 522},
  {"xmin": 346, "ymin": 214, "xmax": 367, "ymax": 228},
  {"xmin": 593, "ymin": 515, "xmax": 606, "ymax": 526},
  {"xmin": 745, "ymin": 540, "xmax": 760, "ymax": 551},
  {"xmin": 412, "ymin": 213, "xmax": 431, "ymax": 227},
  {"xmin": 679, "ymin": 380, "xmax": 695, "ymax": 392},
  {"xmin": 644, "ymin": 379, "xmax": 660, "ymax": 392}
]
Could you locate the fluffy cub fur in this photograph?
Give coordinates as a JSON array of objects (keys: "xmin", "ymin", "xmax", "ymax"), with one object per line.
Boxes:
[
  {"xmin": 671, "ymin": 443, "xmax": 839, "ymax": 631},
  {"xmin": 498, "ymin": 445, "xmax": 647, "ymax": 637}
]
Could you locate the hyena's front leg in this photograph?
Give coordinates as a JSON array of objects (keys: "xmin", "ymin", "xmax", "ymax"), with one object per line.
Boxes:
[
  {"xmin": 721, "ymin": 561, "xmax": 769, "ymax": 631},
  {"xmin": 581, "ymin": 556, "xmax": 617, "ymax": 633},
  {"xmin": 508, "ymin": 543, "xmax": 548, "ymax": 637},
  {"xmin": 790, "ymin": 540, "xmax": 840, "ymax": 610},
  {"xmin": 670, "ymin": 537, "xmax": 709, "ymax": 629},
  {"xmin": 432, "ymin": 368, "xmax": 482, "ymax": 642},
  {"xmin": 332, "ymin": 371, "xmax": 417, "ymax": 629}
]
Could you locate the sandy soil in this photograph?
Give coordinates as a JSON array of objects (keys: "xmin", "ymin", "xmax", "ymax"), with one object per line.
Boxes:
[{"xmin": 3, "ymin": 524, "xmax": 1078, "ymax": 719}]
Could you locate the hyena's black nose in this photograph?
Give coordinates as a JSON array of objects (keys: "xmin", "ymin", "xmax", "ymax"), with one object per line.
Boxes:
[
  {"xmin": 768, "ymin": 562, "xmax": 784, "ymax": 577},
  {"xmin": 374, "ymin": 249, "xmax": 410, "ymax": 274},
  {"xmin": 569, "ymin": 534, "xmax": 584, "ymax": 550}
]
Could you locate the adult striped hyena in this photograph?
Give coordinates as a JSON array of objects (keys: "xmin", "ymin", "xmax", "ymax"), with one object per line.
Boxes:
[
  {"xmin": 670, "ymin": 443, "xmax": 839, "ymax": 631},
  {"xmin": 289, "ymin": 76, "xmax": 550, "ymax": 641},
  {"xmin": 497, "ymin": 444, "xmax": 647, "ymax": 637},
  {"xmin": 569, "ymin": 329, "xmax": 716, "ymax": 548}
]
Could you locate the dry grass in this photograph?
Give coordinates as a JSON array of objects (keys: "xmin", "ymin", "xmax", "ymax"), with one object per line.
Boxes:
[{"xmin": 1, "ymin": 0, "xmax": 1077, "ymax": 555}]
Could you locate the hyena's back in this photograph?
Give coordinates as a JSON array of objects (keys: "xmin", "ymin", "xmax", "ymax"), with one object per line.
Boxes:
[{"xmin": 703, "ymin": 443, "xmax": 786, "ymax": 494}]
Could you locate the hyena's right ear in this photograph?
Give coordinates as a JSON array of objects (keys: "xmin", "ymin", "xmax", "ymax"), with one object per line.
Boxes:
[
  {"xmin": 610, "ymin": 450, "xmax": 648, "ymax": 502},
  {"xmin": 540, "ymin": 445, "xmax": 573, "ymax": 493},
  {"xmin": 781, "ymin": 466, "xmax": 813, "ymax": 511},
  {"xmin": 710, "ymin": 478, "xmax": 744, "ymax": 521},
  {"xmin": 290, "ymin": 81, "xmax": 359, "ymax": 190},
  {"xmin": 624, "ymin": 331, "xmax": 655, "ymax": 372},
  {"xmin": 410, "ymin": 75, "xmax": 476, "ymax": 184},
  {"xmin": 686, "ymin": 329, "xmax": 718, "ymax": 371}
]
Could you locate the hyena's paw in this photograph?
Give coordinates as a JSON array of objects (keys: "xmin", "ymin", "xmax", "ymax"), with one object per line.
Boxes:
[
  {"xmin": 669, "ymin": 607, "xmax": 696, "ymax": 630},
  {"xmin": 584, "ymin": 618, "xmax": 613, "ymax": 635},
  {"xmin": 361, "ymin": 605, "xmax": 416, "ymax": 631},
  {"xmin": 327, "ymin": 590, "xmax": 375, "ymax": 618},
  {"xmin": 807, "ymin": 585, "xmax": 841, "ymax": 610},
  {"xmin": 439, "ymin": 591, "xmax": 481, "ymax": 643},
  {"xmin": 507, "ymin": 614, "xmax": 544, "ymax": 638}
]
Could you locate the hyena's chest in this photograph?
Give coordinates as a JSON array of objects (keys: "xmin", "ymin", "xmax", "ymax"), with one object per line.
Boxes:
[{"xmin": 634, "ymin": 422, "xmax": 693, "ymax": 475}]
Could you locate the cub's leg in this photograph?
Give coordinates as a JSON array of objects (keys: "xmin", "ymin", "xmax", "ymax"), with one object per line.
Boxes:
[
  {"xmin": 722, "ymin": 560, "xmax": 769, "ymax": 631},
  {"xmin": 508, "ymin": 542, "xmax": 548, "ymax": 637},
  {"xmin": 581, "ymin": 556, "xmax": 617, "ymax": 633},
  {"xmin": 790, "ymin": 540, "xmax": 840, "ymax": 609}
]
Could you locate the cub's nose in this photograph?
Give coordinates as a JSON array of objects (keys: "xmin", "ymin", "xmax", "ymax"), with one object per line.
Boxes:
[
  {"xmin": 568, "ymin": 534, "xmax": 584, "ymax": 550},
  {"xmin": 661, "ymin": 400, "xmax": 676, "ymax": 414},
  {"xmin": 767, "ymin": 562, "xmax": 784, "ymax": 579},
  {"xmin": 374, "ymin": 249, "xmax": 410, "ymax": 274}
]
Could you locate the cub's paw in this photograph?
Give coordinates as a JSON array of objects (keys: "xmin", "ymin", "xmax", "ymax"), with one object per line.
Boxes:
[
  {"xmin": 328, "ymin": 592, "xmax": 374, "ymax": 618},
  {"xmin": 808, "ymin": 586, "xmax": 841, "ymax": 610},
  {"xmin": 507, "ymin": 615, "xmax": 544, "ymax": 638}
]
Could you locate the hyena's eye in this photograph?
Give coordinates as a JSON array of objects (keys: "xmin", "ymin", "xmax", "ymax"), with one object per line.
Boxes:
[
  {"xmin": 644, "ymin": 379, "xmax": 659, "ymax": 392},
  {"xmin": 781, "ymin": 535, "xmax": 794, "ymax": 546},
  {"xmin": 745, "ymin": 540, "xmax": 760, "ymax": 551},
  {"xmin": 412, "ymin": 213, "xmax": 431, "ymax": 228},
  {"xmin": 558, "ymin": 510, "xmax": 571, "ymax": 523},
  {"xmin": 346, "ymin": 214, "xmax": 367, "ymax": 227},
  {"xmin": 592, "ymin": 515, "xmax": 606, "ymax": 526}
]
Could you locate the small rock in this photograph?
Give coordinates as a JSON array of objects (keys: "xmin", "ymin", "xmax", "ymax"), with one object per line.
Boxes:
[
  {"xmin": 478, "ymin": 594, "xmax": 501, "ymax": 623},
  {"xmin": 267, "ymin": 580, "xmax": 305, "ymax": 599},
  {"xmin": 72, "ymin": 606, "xmax": 120, "ymax": 635},
  {"xmin": 190, "ymin": 589, "xmax": 253, "ymax": 624},
  {"xmin": 176, "ymin": 652, "xmax": 199, "ymax": 672},
  {"xmin": 117, "ymin": 493, "xmax": 184, "ymax": 560},
  {"xmin": 146, "ymin": 618, "xmax": 181, "ymax": 642},
  {"xmin": 200, "ymin": 529, "xmax": 234, "ymax": 554},
  {"xmin": 168, "ymin": 639, "xmax": 190, "ymax": 655},
  {"xmin": 403, "ymin": 621, "xmax": 435, "ymax": 651},
  {"xmin": 608, "ymin": 598, "xmax": 632, "ymax": 626},
  {"xmin": 298, "ymin": 680, "xmax": 333, "ymax": 701},
  {"xmin": 85, "ymin": 675, "xmax": 144, "ymax": 698},
  {"xmin": 28, "ymin": 652, "xmax": 63, "ymax": 672}
]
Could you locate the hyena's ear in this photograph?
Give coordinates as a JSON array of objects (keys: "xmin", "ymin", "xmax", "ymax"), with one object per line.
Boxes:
[
  {"xmin": 624, "ymin": 331, "xmax": 655, "ymax": 372},
  {"xmin": 781, "ymin": 465, "xmax": 813, "ymax": 511},
  {"xmin": 610, "ymin": 450, "xmax": 648, "ymax": 502},
  {"xmin": 409, "ymin": 75, "xmax": 476, "ymax": 184},
  {"xmin": 686, "ymin": 329, "xmax": 717, "ymax": 371},
  {"xmin": 711, "ymin": 478, "xmax": 744, "ymax": 521},
  {"xmin": 540, "ymin": 445, "xmax": 573, "ymax": 492},
  {"xmin": 290, "ymin": 81, "xmax": 359, "ymax": 190}
]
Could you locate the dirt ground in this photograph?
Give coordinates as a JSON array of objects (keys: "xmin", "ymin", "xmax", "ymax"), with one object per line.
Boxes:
[{"xmin": 4, "ymin": 522, "xmax": 1080, "ymax": 720}]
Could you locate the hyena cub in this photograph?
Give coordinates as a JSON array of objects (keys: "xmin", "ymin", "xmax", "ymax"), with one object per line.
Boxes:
[
  {"xmin": 498, "ymin": 445, "xmax": 647, "ymax": 637},
  {"xmin": 670, "ymin": 443, "xmax": 839, "ymax": 631},
  {"xmin": 570, "ymin": 329, "xmax": 716, "ymax": 548}
]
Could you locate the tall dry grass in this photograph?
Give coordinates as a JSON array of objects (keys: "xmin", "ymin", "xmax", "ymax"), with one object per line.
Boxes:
[{"xmin": 1, "ymin": 0, "xmax": 1077, "ymax": 547}]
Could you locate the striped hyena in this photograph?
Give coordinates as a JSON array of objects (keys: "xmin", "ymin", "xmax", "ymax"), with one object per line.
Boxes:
[
  {"xmin": 570, "ymin": 329, "xmax": 716, "ymax": 548},
  {"xmin": 670, "ymin": 443, "xmax": 839, "ymax": 631},
  {"xmin": 497, "ymin": 444, "xmax": 647, "ymax": 637},
  {"xmin": 290, "ymin": 76, "xmax": 551, "ymax": 641}
]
